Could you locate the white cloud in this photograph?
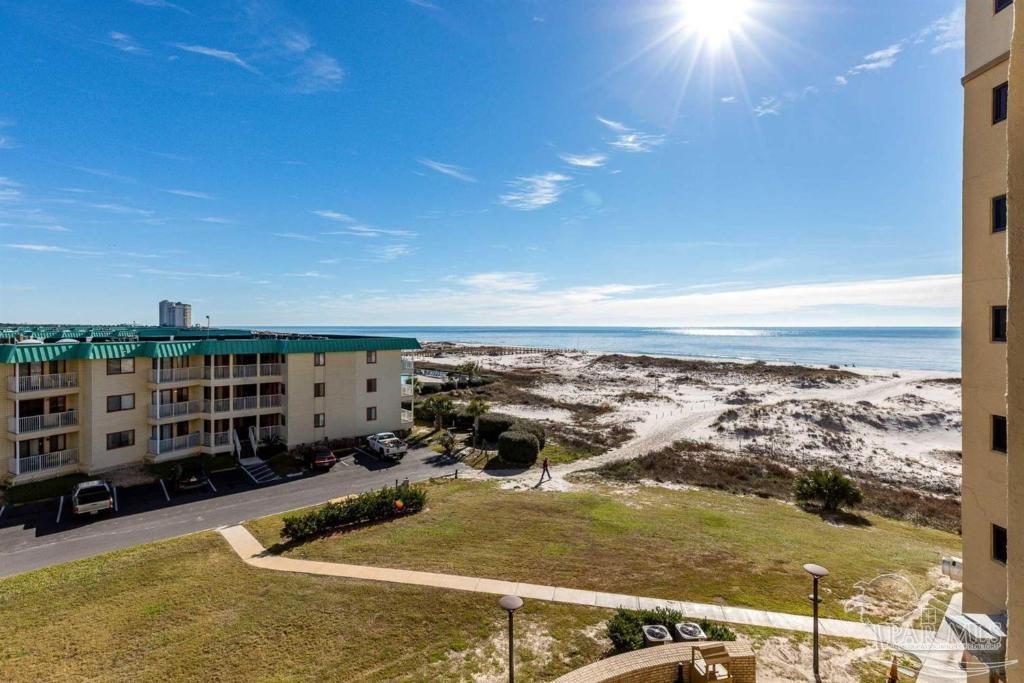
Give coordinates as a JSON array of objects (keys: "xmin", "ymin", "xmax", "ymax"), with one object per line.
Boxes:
[
  {"xmin": 0, "ymin": 120, "xmax": 15, "ymax": 150},
  {"xmin": 418, "ymin": 158, "xmax": 476, "ymax": 182},
  {"xmin": 500, "ymin": 172, "xmax": 571, "ymax": 211},
  {"xmin": 917, "ymin": 6, "xmax": 965, "ymax": 55},
  {"xmin": 461, "ymin": 272, "xmax": 543, "ymax": 292},
  {"xmin": 0, "ymin": 176, "xmax": 22, "ymax": 202},
  {"xmin": 370, "ymin": 243, "xmax": 415, "ymax": 261},
  {"xmin": 87, "ymin": 202, "xmax": 153, "ymax": 216},
  {"xmin": 560, "ymin": 152, "xmax": 607, "ymax": 168},
  {"xmin": 407, "ymin": 0, "xmax": 439, "ymax": 9},
  {"xmin": 274, "ymin": 232, "xmax": 320, "ymax": 242},
  {"xmin": 129, "ymin": 0, "xmax": 190, "ymax": 14},
  {"xmin": 162, "ymin": 188, "xmax": 214, "ymax": 199},
  {"xmin": 199, "ymin": 216, "xmax": 234, "ymax": 224},
  {"xmin": 849, "ymin": 43, "xmax": 903, "ymax": 74},
  {"xmin": 138, "ymin": 267, "xmax": 241, "ymax": 278},
  {"xmin": 720, "ymin": 96, "xmax": 737, "ymax": 103},
  {"xmin": 109, "ymin": 31, "xmax": 145, "ymax": 54},
  {"xmin": 311, "ymin": 209, "xmax": 355, "ymax": 222},
  {"xmin": 835, "ymin": 75, "xmax": 848, "ymax": 87},
  {"xmin": 753, "ymin": 96, "xmax": 782, "ymax": 117},
  {"xmin": 4, "ymin": 243, "xmax": 69, "ymax": 252},
  {"xmin": 596, "ymin": 115, "xmax": 630, "ymax": 132},
  {"xmin": 285, "ymin": 270, "xmax": 332, "ymax": 278},
  {"xmin": 609, "ymin": 132, "xmax": 665, "ymax": 153},
  {"xmin": 294, "ymin": 53, "xmax": 344, "ymax": 93},
  {"xmin": 172, "ymin": 44, "xmax": 259, "ymax": 73}
]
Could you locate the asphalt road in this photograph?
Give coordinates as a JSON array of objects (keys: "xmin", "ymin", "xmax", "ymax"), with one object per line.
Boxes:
[{"xmin": 0, "ymin": 447, "xmax": 461, "ymax": 578}]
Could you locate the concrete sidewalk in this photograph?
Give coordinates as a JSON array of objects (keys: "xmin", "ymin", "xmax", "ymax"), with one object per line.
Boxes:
[{"xmin": 219, "ymin": 525, "xmax": 930, "ymax": 644}]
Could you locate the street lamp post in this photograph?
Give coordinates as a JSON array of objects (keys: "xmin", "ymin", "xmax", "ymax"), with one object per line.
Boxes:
[
  {"xmin": 803, "ymin": 563, "xmax": 829, "ymax": 682},
  {"xmin": 499, "ymin": 595, "xmax": 524, "ymax": 683}
]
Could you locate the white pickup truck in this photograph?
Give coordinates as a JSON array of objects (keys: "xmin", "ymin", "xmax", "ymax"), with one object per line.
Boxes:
[
  {"xmin": 367, "ymin": 432, "xmax": 408, "ymax": 460},
  {"xmin": 71, "ymin": 480, "xmax": 114, "ymax": 516}
]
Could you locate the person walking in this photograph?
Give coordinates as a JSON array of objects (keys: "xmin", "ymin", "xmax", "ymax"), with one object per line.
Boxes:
[{"xmin": 540, "ymin": 456, "xmax": 551, "ymax": 483}]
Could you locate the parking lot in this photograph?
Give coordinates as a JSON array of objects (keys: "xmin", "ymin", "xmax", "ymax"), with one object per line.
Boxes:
[{"xmin": 0, "ymin": 444, "xmax": 462, "ymax": 577}]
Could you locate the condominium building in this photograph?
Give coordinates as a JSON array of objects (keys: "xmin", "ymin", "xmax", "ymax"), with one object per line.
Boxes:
[
  {"xmin": 158, "ymin": 300, "xmax": 192, "ymax": 328},
  {"xmin": 0, "ymin": 326, "xmax": 418, "ymax": 484},
  {"xmin": 961, "ymin": 0, "xmax": 1020, "ymax": 679}
]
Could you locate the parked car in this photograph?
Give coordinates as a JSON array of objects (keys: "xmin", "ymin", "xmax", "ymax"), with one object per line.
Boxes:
[
  {"xmin": 306, "ymin": 445, "xmax": 338, "ymax": 470},
  {"xmin": 367, "ymin": 432, "xmax": 408, "ymax": 460},
  {"xmin": 70, "ymin": 480, "xmax": 114, "ymax": 516},
  {"xmin": 170, "ymin": 461, "xmax": 210, "ymax": 492}
]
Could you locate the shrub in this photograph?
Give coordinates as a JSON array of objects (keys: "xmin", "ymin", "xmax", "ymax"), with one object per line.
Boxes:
[
  {"xmin": 438, "ymin": 429, "xmax": 456, "ymax": 456},
  {"xmin": 497, "ymin": 430, "xmax": 540, "ymax": 467},
  {"xmin": 794, "ymin": 468, "xmax": 864, "ymax": 512},
  {"xmin": 606, "ymin": 608, "xmax": 735, "ymax": 653},
  {"xmin": 281, "ymin": 485, "xmax": 426, "ymax": 541},
  {"xmin": 478, "ymin": 413, "xmax": 517, "ymax": 443},
  {"xmin": 512, "ymin": 419, "xmax": 545, "ymax": 450}
]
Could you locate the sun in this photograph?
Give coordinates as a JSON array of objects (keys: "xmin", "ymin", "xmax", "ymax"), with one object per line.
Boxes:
[{"xmin": 679, "ymin": 0, "xmax": 752, "ymax": 47}]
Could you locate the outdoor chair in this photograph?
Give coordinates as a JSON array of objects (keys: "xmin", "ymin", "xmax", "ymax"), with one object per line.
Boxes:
[{"xmin": 691, "ymin": 643, "xmax": 733, "ymax": 683}]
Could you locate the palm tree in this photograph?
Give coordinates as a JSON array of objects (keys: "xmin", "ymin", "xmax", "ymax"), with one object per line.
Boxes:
[
  {"xmin": 464, "ymin": 397, "xmax": 490, "ymax": 448},
  {"xmin": 424, "ymin": 395, "xmax": 454, "ymax": 430}
]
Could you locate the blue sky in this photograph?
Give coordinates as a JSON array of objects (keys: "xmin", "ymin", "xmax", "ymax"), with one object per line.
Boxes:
[{"xmin": 0, "ymin": 0, "xmax": 964, "ymax": 327}]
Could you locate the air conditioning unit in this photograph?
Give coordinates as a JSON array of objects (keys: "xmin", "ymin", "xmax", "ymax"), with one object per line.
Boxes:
[
  {"xmin": 675, "ymin": 622, "xmax": 708, "ymax": 642},
  {"xmin": 942, "ymin": 556, "xmax": 963, "ymax": 582},
  {"xmin": 642, "ymin": 625, "xmax": 673, "ymax": 647}
]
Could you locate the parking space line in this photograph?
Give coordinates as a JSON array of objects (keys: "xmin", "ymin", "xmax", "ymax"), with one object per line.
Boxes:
[
  {"xmin": 112, "ymin": 486, "xmax": 119, "ymax": 513},
  {"xmin": 56, "ymin": 496, "xmax": 64, "ymax": 525},
  {"xmin": 159, "ymin": 479, "xmax": 171, "ymax": 502},
  {"xmin": 207, "ymin": 478, "xmax": 218, "ymax": 494},
  {"xmin": 0, "ymin": 504, "xmax": 5, "ymax": 519}
]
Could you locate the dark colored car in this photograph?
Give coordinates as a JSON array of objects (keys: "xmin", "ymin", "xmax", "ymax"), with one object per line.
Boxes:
[
  {"xmin": 307, "ymin": 446, "xmax": 337, "ymax": 470},
  {"xmin": 171, "ymin": 461, "xmax": 210, "ymax": 492}
]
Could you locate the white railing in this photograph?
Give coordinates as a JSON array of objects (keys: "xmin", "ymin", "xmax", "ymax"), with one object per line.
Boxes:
[
  {"xmin": 257, "ymin": 425, "xmax": 287, "ymax": 442},
  {"xmin": 401, "ymin": 408, "xmax": 414, "ymax": 423},
  {"xmin": 401, "ymin": 384, "xmax": 414, "ymax": 397},
  {"xmin": 148, "ymin": 400, "xmax": 201, "ymax": 420},
  {"xmin": 147, "ymin": 431, "xmax": 201, "ymax": 455},
  {"xmin": 259, "ymin": 363, "xmax": 282, "ymax": 376},
  {"xmin": 401, "ymin": 357, "xmax": 414, "ymax": 372},
  {"xmin": 233, "ymin": 396, "xmax": 258, "ymax": 411},
  {"xmin": 259, "ymin": 394, "xmax": 283, "ymax": 409},
  {"xmin": 9, "ymin": 448, "xmax": 79, "ymax": 475},
  {"xmin": 204, "ymin": 366, "xmax": 231, "ymax": 380},
  {"xmin": 232, "ymin": 364, "xmax": 258, "ymax": 378},
  {"xmin": 8, "ymin": 410, "xmax": 78, "ymax": 434},
  {"xmin": 149, "ymin": 366, "xmax": 204, "ymax": 383},
  {"xmin": 8, "ymin": 372, "xmax": 78, "ymax": 393},
  {"xmin": 202, "ymin": 431, "xmax": 232, "ymax": 448},
  {"xmin": 203, "ymin": 398, "xmax": 232, "ymax": 413}
]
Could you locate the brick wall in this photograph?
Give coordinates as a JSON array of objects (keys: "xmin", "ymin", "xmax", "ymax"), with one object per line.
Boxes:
[{"xmin": 553, "ymin": 642, "xmax": 756, "ymax": 683}]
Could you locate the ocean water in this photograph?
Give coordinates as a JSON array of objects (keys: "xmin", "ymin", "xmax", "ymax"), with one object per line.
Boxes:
[{"xmin": 264, "ymin": 326, "xmax": 962, "ymax": 373}]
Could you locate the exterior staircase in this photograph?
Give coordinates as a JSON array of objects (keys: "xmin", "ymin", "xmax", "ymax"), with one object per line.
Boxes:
[{"xmin": 233, "ymin": 429, "xmax": 280, "ymax": 485}]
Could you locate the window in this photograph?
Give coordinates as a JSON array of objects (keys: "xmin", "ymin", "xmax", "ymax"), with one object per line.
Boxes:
[
  {"xmin": 106, "ymin": 393, "xmax": 135, "ymax": 413},
  {"xmin": 993, "ymin": 195, "xmax": 1008, "ymax": 233},
  {"xmin": 993, "ymin": 306, "xmax": 1008, "ymax": 342},
  {"xmin": 314, "ymin": 413, "xmax": 325, "ymax": 428},
  {"xmin": 366, "ymin": 406, "xmax": 378, "ymax": 421},
  {"xmin": 106, "ymin": 358, "xmax": 135, "ymax": 375},
  {"xmin": 996, "ymin": 0, "xmax": 1013, "ymax": 14},
  {"xmin": 993, "ymin": 415, "xmax": 1008, "ymax": 453},
  {"xmin": 994, "ymin": 82, "xmax": 1009, "ymax": 124},
  {"xmin": 366, "ymin": 378, "xmax": 377, "ymax": 393},
  {"xmin": 314, "ymin": 382, "xmax": 325, "ymax": 398},
  {"xmin": 106, "ymin": 429, "xmax": 135, "ymax": 450},
  {"xmin": 314, "ymin": 352, "xmax": 325, "ymax": 367},
  {"xmin": 366, "ymin": 350, "xmax": 377, "ymax": 364},
  {"xmin": 993, "ymin": 524, "xmax": 1008, "ymax": 564}
]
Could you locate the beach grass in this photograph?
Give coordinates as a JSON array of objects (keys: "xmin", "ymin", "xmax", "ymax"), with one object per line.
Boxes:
[{"xmin": 246, "ymin": 479, "xmax": 960, "ymax": 620}]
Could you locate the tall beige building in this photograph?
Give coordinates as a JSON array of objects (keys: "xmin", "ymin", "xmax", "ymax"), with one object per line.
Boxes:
[
  {"xmin": 1, "ymin": 326, "xmax": 417, "ymax": 484},
  {"xmin": 962, "ymin": 0, "xmax": 1019, "ymax": 679}
]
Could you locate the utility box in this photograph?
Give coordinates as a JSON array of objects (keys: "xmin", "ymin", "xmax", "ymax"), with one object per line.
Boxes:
[
  {"xmin": 642, "ymin": 624, "xmax": 673, "ymax": 647},
  {"xmin": 941, "ymin": 556, "xmax": 963, "ymax": 582}
]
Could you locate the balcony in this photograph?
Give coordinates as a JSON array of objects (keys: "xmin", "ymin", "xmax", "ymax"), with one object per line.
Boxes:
[
  {"xmin": 401, "ymin": 384, "xmax": 414, "ymax": 397},
  {"xmin": 150, "ymin": 366, "xmax": 204, "ymax": 384},
  {"xmin": 203, "ymin": 398, "xmax": 232, "ymax": 414},
  {"xmin": 8, "ymin": 410, "xmax": 78, "ymax": 435},
  {"xmin": 147, "ymin": 431, "xmax": 201, "ymax": 456},
  {"xmin": 401, "ymin": 408, "xmax": 414, "ymax": 423},
  {"xmin": 233, "ymin": 396, "xmax": 258, "ymax": 411},
  {"xmin": 148, "ymin": 400, "xmax": 202, "ymax": 420},
  {"xmin": 202, "ymin": 430, "xmax": 232, "ymax": 448},
  {"xmin": 9, "ymin": 448, "xmax": 79, "ymax": 476},
  {"xmin": 232, "ymin": 364, "xmax": 258, "ymax": 379},
  {"xmin": 257, "ymin": 425, "xmax": 287, "ymax": 442},
  {"xmin": 401, "ymin": 357, "xmax": 414, "ymax": 373},
  {"xmin": 204, "ymin": 366, "xmax": 231, "ymax": 380},
  {"xmin": 8, "ymin": 372, "xmax": 78, "ymax": 394},
  {"xmin": 259, "ymin": 363, "xmax": 283, "ymax": 377},
  {"xmin": 259, "ymin": 394, "xmax": 283, "ymax": 409}
]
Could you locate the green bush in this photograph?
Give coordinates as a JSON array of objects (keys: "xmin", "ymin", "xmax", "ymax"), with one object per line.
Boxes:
[
  {"xmin": 281, "ymin": 485, "xmax": 426, "ymax": 541},
  {"xmin": 478, "ymin": 413, "xmax": 517, "ymax": 443},
  {"xmin": 512, "ymin": 419, "xmax": 546, "ymax": 450},
  {"xmin": 794, "ymin": 468, "xmax": 863, "ymax": 512},
  {"xmin": 497, "ymin": 430, "xmax": 540, "ymax": 467},
  {"xmin": 606, "ymin": 608, "xmax": 736, "ymax": 653}
]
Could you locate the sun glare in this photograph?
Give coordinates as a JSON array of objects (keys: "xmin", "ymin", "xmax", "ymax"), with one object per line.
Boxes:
[{"xmin": 680, "ymin": 0, "xmax": 752, "ymax": 47}]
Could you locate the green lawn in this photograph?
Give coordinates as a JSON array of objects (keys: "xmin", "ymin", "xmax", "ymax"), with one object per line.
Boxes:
[
  {"xmin": 247, "ymin": 480, "xmax": 960, "ymax": 620},
  {"xmin": 0, "ymin": 532, "xmax": 610, "ymax": 682}
]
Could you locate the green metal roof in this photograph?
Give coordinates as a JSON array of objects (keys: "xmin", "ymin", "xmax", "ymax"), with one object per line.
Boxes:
[{"xmin": 0, "ymin": 337, "xmax": 420, "ymax": 364}]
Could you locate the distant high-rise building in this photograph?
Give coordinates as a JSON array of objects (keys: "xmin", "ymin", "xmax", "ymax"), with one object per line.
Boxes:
[{"xmin": 159, "ymin": 300, "xmax": 192, "ymax": 327}]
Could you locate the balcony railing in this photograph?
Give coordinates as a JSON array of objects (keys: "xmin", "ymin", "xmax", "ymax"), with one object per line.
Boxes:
[
  {"xmin": 257, "ymin": 425, "xmax": 287, "ymax": 442},
  {"xmin": 401, "ymin": 358, "xmax": 414, "ymax": 372},
  {"xmin": 8, "ymin": 410, "xmax": 78, "ymax": 434},
  {"xmin": 401, "ymin": 408, "xmax": 414, "ymax": 423},
  {"xmin": 401, "ymin": 384, "xmax": 414, "ymax": 397},
  {"xmin": 9, "ymin": 448, "xmax": 79, "ymax": 475},
  {"xmin": 259, "ymin": 363, "xmax": 282, "ymax": 376},
  {"xmin": 233, "ymin": 396, "xmax": 258, "ymax": 411},
  {"xmin": 148, "ymin": 431, "xmax": 201, "ymax": 456},
  {"xmin": 148, "ymin": 400, "xmax": 202, "ymax": 420},
  {"xmin": 8, "ymin": 372, "xmax": 78, "ymax": 393},
  {"xmin": 203, "ymin": 398, "xmax": 232, "ymax": 413},
  {"xmin": 259, "ymin": 394, "xmax": 283, "ymax": 409},
  {"xmin": 202, "ymin": 431, "xmax": 232, "ymax": 448},
  {"xmin": 150, "ymin": 366, "xmax": 204, "ymax": 384},
  {"xmin": 232, "ymin": 364, "xmax": 258, "ymax": 379},
  {"xmin": 204, "ymin": 366, "xmax": 231, "ymax": 380}
]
